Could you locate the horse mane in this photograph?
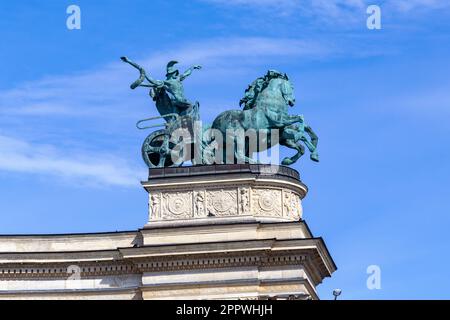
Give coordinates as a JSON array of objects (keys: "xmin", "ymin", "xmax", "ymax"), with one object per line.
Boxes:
[{"xmin": 240, "ymin": 70, "xmax": 289, "ymax": 110}]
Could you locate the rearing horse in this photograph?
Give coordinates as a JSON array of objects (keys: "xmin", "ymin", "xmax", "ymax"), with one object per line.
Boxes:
[{"xmin": 210, "ymin": 70, "xmax": 319, "ymax": 165}]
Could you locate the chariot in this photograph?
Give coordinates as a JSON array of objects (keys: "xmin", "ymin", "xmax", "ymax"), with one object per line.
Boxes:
[{"xmin": 136, "ymin": 104, "xmax": 200, "ymax": 168}]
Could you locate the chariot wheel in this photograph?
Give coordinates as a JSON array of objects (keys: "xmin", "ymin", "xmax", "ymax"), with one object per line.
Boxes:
[{"xmin": 142, "ymin": 129, "xmax": 178, "ymax": 168}]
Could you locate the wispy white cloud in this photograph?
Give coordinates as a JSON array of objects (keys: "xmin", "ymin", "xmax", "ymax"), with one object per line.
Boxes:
[
  {"xmin": 142, "ymin": 37, "xmax": 335, "ymax": 72},
  {"xmin": 0, "ymin": 37, "xmax": 336, "ymax": 118},
  {"xmin": 203, "ymin": 0, "xmax": 365, "ymax": 18},
  {"xmin": 203, "ymin": 0, "xmax": 302, "ymax": 15},
  {"xmin": 392, "ymin": 0, "xmax": 450, "ymax": 12},
  {"xmin": 0, "ymin": 63, "xmax": 137, "ymax": 118},
  {"xmin": 0, "ymin": 134, "xmax": 140, "ymax": 187},
  {"xmin": 202, "ymin": 0, "xmax": 450, "ymax": 20}
]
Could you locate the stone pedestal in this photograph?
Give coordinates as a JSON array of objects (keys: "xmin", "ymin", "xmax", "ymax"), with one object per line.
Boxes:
[
  {"xmin": 0, "ymin": 165, "xmax": 335, "ymax": 300},
  {"xmin": 143, "ymin": 164, "xmax": 306, "ymax": 224},
  {"xmin": 139, "ymin": 165, "xmax": 336, "ymax": 300}
]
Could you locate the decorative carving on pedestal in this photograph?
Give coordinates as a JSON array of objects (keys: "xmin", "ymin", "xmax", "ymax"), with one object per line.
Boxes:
[
  {"xmin": 239, "ymin": 187, "xmax": 251, "ymax": 215},
  {"xmin": 144, "ymin": 165, "xmax": 307, "ymax": 223},
  {"xmin": 149, "ymin": 193, "xmax": 161, "ymax": 220},
  {"xmin": 148, "ymin": 185, "xmax": 304, "ymax": 222},
  {"xmin": 194, "ymin": 190, "xmax": 206, "ymax": 218},
  {"xmin": 283, "ymin": 191, "xmax": 302, "ymax": 220},
  {"xmin": 147, "ymin": 185, "xmax": 304, "ymax": 222},
  {"xmin": 207, "ymin": 189, "xmax": 238, "ymax": 217},
  {"xmin": 163, "ymin": 191, "xmax": 193, "ymax": 219},
  {"xmin": 253, "ymin": 189, "xmax": 282, "ymax": 217}
]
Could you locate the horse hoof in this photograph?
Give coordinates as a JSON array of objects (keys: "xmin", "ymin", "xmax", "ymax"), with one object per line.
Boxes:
[
  {"xmin": 282, "ymin": 158, "xmax": 294, "ymax": 166},
  {"xmin": 310, "ymin": 153, "xmax": 319, "ymax": 162}
]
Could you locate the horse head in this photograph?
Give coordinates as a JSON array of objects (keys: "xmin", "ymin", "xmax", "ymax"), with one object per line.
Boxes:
[
  {"xmin": 241, "ymin": 70, "xmax": 296, "ymax": 110},
  {"xmin": 273, "ymin": 72, "xmax": 295, "ymax": 107}
]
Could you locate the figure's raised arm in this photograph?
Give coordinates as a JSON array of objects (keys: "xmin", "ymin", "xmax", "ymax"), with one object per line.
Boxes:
[
  {"xmin": 180, "ymin": 65, "xmax": 202, "ymax": 81},
  {"xmin": 121, "ymin": 56, "xmax": 160, "ymax": 89}
]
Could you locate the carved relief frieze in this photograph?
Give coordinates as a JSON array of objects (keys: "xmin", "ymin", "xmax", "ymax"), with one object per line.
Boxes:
[
  {"xmin": 149, "ymin": 182, "xmax": 302, "ymax": 222},
  {"xmin": 149, "ymin": 193, "xmax": 161, "ymax": 221},
  {"xmin": 283, "ymin": 191, "xmax": 302, "ymax": 220},
  {"xmin": 252, "ymin": 188, "xmax": 282, "ymax": 217},
  {"xmin": 206, "ymin": 189, "xmax": 238, "ymax": 217},
  {"xmin": 193, "ymin": 190, "xmax": 207, "ymax": 218},
  {"xmin": 162, "ymin": 191, "xmax": 193, "ymax": 220},
  {"xmin": 238, "ymin": 187, "xmax": 251, "ymax": 215}
]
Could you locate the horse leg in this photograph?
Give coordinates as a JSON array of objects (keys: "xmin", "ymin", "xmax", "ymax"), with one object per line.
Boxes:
[
  {"xmin": 279, "ymin": 127, "xmax": 304, "ymax": 165},
  {"xmin": 305, "ymin": 126, "xmax": 318, "ymax": 148},
  {"xmin": 299, "ymin": 126, "xmax": 319, "ymax": 162},
  {"xmin": 281, "ymin": 138, "xmax": 305, "ymax": 166},
  {"xmin": 283, "ymin": 125, "xmax": 319, "ymax": 163}
]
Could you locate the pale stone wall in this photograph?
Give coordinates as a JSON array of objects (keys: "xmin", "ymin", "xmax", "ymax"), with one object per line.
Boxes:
[{"xmin": 0, "ymin": 232, "xmax": 138, "ymax": 253}]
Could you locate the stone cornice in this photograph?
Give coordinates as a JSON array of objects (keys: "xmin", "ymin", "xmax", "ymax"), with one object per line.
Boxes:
[{"xmin": 0, "ymin": 238, "xmax": 333, "ymax": 286}]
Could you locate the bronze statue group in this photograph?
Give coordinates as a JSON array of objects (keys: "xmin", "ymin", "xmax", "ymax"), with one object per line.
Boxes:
[{"xmin": 121, "ymin": 58, "xmax": 318, "ymax": 168}]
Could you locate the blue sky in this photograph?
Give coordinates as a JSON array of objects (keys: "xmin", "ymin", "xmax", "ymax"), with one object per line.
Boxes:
[{"xmin": 1, "ymin": 0, "xmax": 450, "ymax": 299}]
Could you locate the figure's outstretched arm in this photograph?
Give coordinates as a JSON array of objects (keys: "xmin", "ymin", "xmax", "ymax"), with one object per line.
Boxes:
[
  {"xmin": 180, "ymin": 65, "xmax": 202, "ymax": 81},
  {"xmin": 145, "ymin": 76, "xmax": 162, "ymax": 87},
  {"xmin": 138, "ymin": 83, "xmax": 162, "ymax": 88},
  {"xmin": 121, "ymin": 56, "xmax": 160, "ymax": 88}
]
